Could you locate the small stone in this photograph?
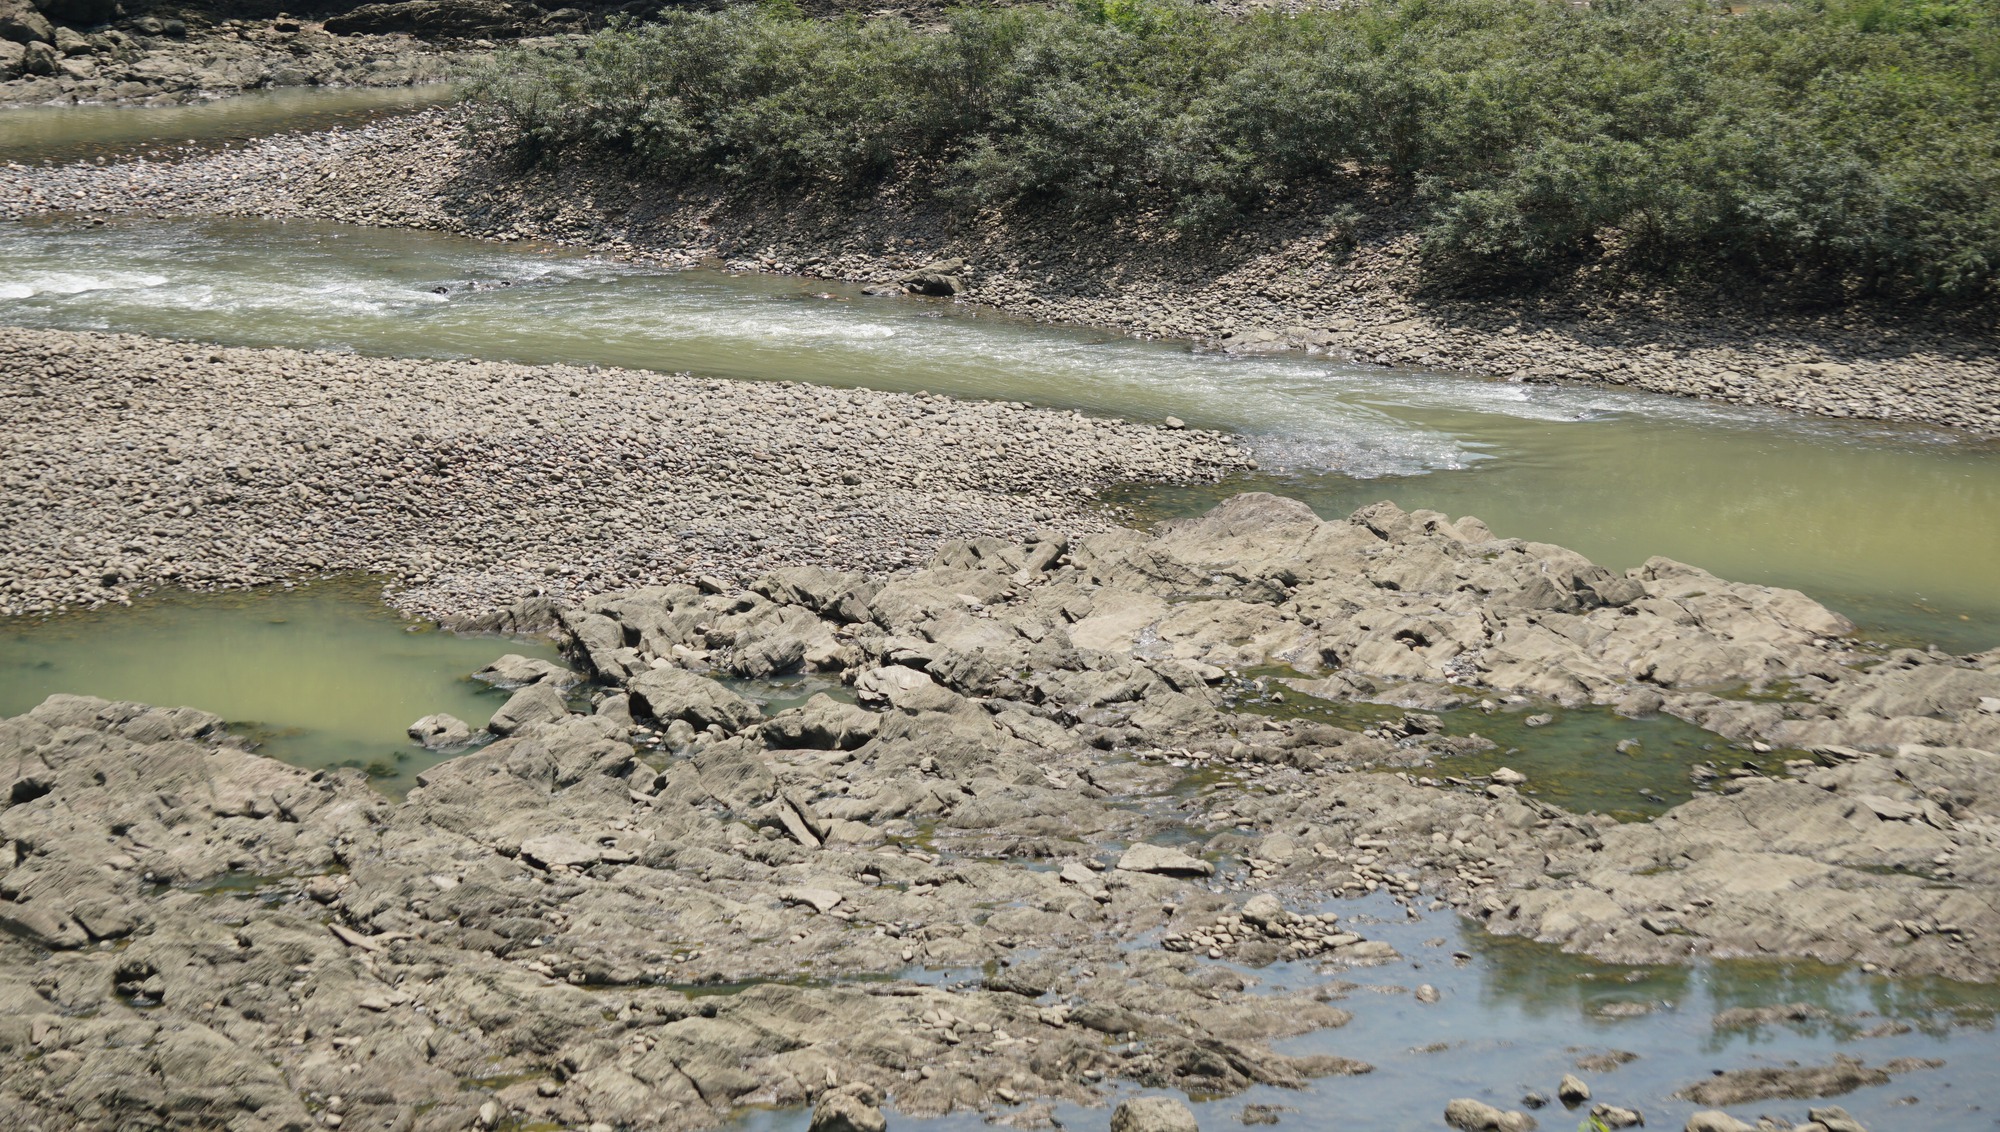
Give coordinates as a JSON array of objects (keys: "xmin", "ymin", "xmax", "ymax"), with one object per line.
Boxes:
[{"xmin": 1557, "ymin": 1074, "xmax": 1590, "ymax": 1106}]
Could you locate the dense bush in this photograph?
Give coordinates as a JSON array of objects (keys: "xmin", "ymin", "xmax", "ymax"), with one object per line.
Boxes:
[{"xmin": 468, "ymin": 0, "xmax": 2000, "ymax": 303}]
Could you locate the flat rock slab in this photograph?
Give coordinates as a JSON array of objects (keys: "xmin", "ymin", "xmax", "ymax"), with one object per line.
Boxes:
[
  {"xmin": 779, "ymin": 886, "xmax": 845, "ymax": 914},
  {"xmin": 518, "ymin": 834, "xmax": 601, "ymax": 870},
  {"xmin": 1117, "ymin": 843, "xmax": 1214, "ymax": 877}
]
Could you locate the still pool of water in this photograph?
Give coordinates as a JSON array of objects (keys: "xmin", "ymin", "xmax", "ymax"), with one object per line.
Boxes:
[
  {"xmin": 0, "ymin": 215, "xmax": 1993, "ymax": 652},
  {"xmin": 0, "ymin": 85, "xmax": 456, "ymax": 165},
  {"xmin": 1233, "ymin": 682, "xmax": 1772, "ymax": 820},
  {"xmin": 0, "ymin": 576, "xmax": 561, "ymax": 793},
  {"xmin": 721, "ymin": 892, "xmax": 2000, "ymax": 1132}
]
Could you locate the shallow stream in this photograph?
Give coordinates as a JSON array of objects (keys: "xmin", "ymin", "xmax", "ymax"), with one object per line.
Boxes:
[
  {"xmin": 0, "ymin": 215, "xmax": 1994, "ymax": 654},
  {"xmin": 3, "ymin": 93, "xmax": 1999, "ymax": 1132},
  {"xmin": 827, "ymin": 892, "xmax": 2000, "ymax": 1132}
]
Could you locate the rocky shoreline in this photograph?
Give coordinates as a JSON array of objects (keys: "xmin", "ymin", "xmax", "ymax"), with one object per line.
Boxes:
[
  {"xmin": 0, "ymin": 8, "xmax": 482, "ymax": 106},
  {"xmin": 0, "ymin": 326, "xmax": 1247, "ymax": 620},
  {"xmin": 3, "ymin": 493, "xmax": 1993, "ymax": 1132},
  {"xmin": 2, "ymin": 108, "xmax": 1995, "ymax": 434}
]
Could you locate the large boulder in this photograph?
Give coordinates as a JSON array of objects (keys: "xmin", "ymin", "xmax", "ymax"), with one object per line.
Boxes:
[
  {"xmin": 1117, "ymin": 843, "xmax": 1214, "ymax": 878},
  {"xmin": 408, "ymin": 713, "xmax": 473, "ymax": 751},
  {"xmin": 626, "ymin": 665, "xmax": 762, "ymax": 733},
  {"xmin": 486, "ymin": 681, "xmax": 570, "ymax": 737},
  {"xmin": 0, "ymin": 0, "xmax": 52, "ymax": 44},
  {"xmin": 18, "ymin": 36, "xmax": 54, "ymax": 74}
]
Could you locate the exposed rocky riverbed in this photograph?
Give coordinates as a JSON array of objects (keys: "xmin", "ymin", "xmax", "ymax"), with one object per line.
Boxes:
[
  {"xmin": 3, "ymin": 493, "xmax": 1996, "ymax": 1131},
  {"xmin": 0, "ymin": 6, "xmax": 481, "ymax": 106},
  {"xmin": 3, "ymin": 109, "xmax": 1994, "ymax": 434},
  {"xmin": 0, "ymin": 326, "xmax": 1247, "ymax": 620}
]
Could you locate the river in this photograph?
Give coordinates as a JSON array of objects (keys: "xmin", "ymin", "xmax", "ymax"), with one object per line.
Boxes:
[
  {"xmin": 1, "ymin": 92, "xmax": 1996, "ymax": 1132},
  {"xmin": 0, "ymin": 214, "xmax": 1994, "ymax": 653}
]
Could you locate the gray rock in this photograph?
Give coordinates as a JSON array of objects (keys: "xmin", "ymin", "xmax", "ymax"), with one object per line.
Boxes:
[
  {"xmin": 1589, "ymin": 1105, "xmax": 1643, "ymax": 1129},
  {"xmin": 1807, "ymin": 1106, "xmax": 1867, "ymax": 1132},
  {"xmin": 1117, "ymin": 843, "xmax": 1215, "ymax": 877},
  {"xmin": 518, "ymin": 833, "xmax": 601, "ymax": 870},
  {"xmin": 1682, "ymin": 1114, "xmax": 1756, "ymax": 1132},
  {"xmin": 474, "ymin": 653, "xmax": 580, "ymax": 689},
  {"xmin": 1557, "ymin": 1074, "xmax": 1589, "ymax": 1106},
  {"xmin": 902, "ymin": 258, "xmax": 967, "ymax": 297},
  {"xmin": 1241, "ymin": 892, "xmax": 1284, "ymax": 927},
  {"xmin": 1444, "ymin": 1099, "xmax": 1536, "ymax": 1132},
  {"xmin": 408, "ymin": 712, "xmax": 473, "ymax": 750},
  {"xmin": 0, "ymin": 0, "xmax": 52, "ymax": 45},
  {"xmin": 1111, "ymin": 1096, "xmax": 1200, "ymax": 1132},
  {"xmin": 626, "ymin": 665, "xmax": 762, "ymax": 732},
  {"xmin": 19, "ymin": 37, "xmax": 54, "ymax": 75},
  {"xmin": 486, "ymin": 681, "xmax": 570, "ymax": 736},
  {"xmin": 810, "ymin": 1091, "xmax": 887, "ymax": 1132}
]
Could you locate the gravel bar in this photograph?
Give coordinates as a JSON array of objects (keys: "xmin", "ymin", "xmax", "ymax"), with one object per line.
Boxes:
[{"xmin": 0, "ymin": 327, "xmax": 1248, "ymax": 620}]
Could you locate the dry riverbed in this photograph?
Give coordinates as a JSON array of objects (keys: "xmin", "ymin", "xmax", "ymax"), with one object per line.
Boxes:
[
  {"xmin": 2, "ymin": 109, "xmax": 1994, "ymax": 434},
  {"xmin": 3, "ymin": 494, "xmax": 1995, "ymax": 1132},
  {"xmin": 0, "ymin": 326, "xmax": 1246, "ymax": 620}
]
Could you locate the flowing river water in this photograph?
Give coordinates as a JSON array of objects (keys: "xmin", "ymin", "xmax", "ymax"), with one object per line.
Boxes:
[{"xmin": 3, "ymin": 95, "xmax": 1998, "ymax": 1132}]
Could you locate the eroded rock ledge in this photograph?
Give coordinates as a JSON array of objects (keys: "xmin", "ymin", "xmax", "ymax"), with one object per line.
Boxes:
[{"xmin": 2, "ymin": 495, "xmax": 1996, "ymax": 1131}]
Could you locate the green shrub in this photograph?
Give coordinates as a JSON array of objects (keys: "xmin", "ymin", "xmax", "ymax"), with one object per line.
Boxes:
[{"xmin": 467, "ymin": 0, "xmax": 2000, "ymax": 304}]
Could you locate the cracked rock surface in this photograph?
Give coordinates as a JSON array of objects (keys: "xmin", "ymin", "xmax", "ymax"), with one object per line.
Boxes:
[{"xmin": 2, "ymin": 493, "xmax": 1995, "ymax": 1131}]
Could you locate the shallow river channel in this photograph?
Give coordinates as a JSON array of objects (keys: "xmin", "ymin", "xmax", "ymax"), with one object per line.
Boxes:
[{"xmin": 3, "ymin": 95, "xmax": 1998, "ymax": 1132}]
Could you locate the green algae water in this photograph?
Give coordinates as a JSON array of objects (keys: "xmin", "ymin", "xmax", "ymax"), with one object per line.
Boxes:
[
  {"xmin": 0, "ymin": 215, "xmax": 1992, "ymax": 653},
  {"xmin": 1236, "ymin": 681, "xmax": 1771, "ymax": 820},
  {"xmin": 0, "ymin": 576, "xmax": 560, "ymax": 793}
]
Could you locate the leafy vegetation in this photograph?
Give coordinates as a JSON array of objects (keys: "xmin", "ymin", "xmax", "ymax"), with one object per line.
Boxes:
[{"xmin": 469, "ymin": 0, "xmax": 2000, "ymax": 303}]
